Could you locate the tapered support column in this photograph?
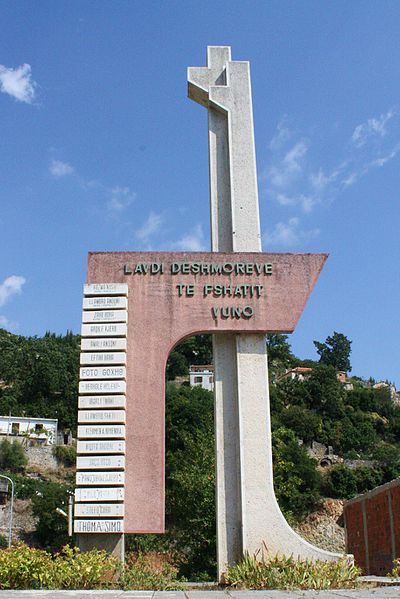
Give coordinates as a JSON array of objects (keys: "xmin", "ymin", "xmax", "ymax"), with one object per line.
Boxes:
[{"xmin": 188, "ymin": 46, "xmax": 344, "ymax": 580}]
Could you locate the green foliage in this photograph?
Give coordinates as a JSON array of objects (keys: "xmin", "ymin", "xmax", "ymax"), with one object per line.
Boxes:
[
  {"xmin": 31, "ymin": 481, "xmax": 70, "ymax": 550},
  {"xmin": 166, "ymin": 383, "xmax": 216, "ymax": 579},
  {"xmin": 121, "ymin": 554, "xmax": 184, "ymax": 590},
  {"xmin": 266, "ymin": 334, "xmax": 294, "ymax": 380},
  {"xmin": 0, "ymin": 329, "xmax": 80, "ymax": 430},
  {"xmin": 322, "ymin": 465, "xmax": 356, "ymax": 499},
  {"xmin": 0, "ymin": 439, "xmax": 27, "ymax": 473},
  {"xmin": 272, "ymin": 427, "xmax": 322, "ymax": 519},
  {"xmin": 166, "ymin": 335, "xmax": 212, "ymax": 380},
  {"xmin": 0, "ymin": 536, "xmax": 8, "ymax": 549},
  {"xmin": 314, "ymin": 331, "xmax": 352, "ymax": 372},
  {"xmin": 51, "ymin": 545, "xmax": 119, "ymax": 589},
  {"xmin": 303, "ymin": 365, "xmax": 346, "ymax": 419},
  {"xmin": 53, "ymin": 444, "xmax": 76, "ymax": 467},
  {"xmin": 280, "ymin": 406, "xmax": 321, "ymax": 444},
  {"xmin": 0, "ymin": 543, "xmax": 55, "ymax": 589},
  {"xmin": 390, "ymin": 558, "xmax": 400, "ymax": 578},
  {"xmin": 224, "ymin": 553, "xmax": 360, "ymax": 590},
  {"xmin": 0, "ymin": 543, "xmax": 186, "ymax": 590},
  {"xmin": 0, "ymin": 544, "xmax": 119, "ymax": 590},
  {"xmin": 321, "ymin": 464, "xmax": 383, "ymax": 500},
  {"xmin": 371, "ymin": 442, "xmax": 400, "ymax": 481}
]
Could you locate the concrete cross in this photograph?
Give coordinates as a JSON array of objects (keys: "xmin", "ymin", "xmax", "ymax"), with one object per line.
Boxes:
[{"xmin": 188, "ymin": 46, "xmax": 342, "ymax": 580}]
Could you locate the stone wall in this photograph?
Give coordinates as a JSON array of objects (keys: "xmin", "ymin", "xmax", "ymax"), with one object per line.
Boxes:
[
  {"xmin": 25, "ymin": 445, "xmax": 58, "ymax": 470},
  {"xmin": 344, "ymin": 478, "xmax": 400, "ymax": 574}
]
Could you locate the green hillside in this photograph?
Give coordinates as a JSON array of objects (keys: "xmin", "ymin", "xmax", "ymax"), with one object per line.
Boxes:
[{"xmin": 0, "ymin": 328, "xmax": 399, "ymax": 579}]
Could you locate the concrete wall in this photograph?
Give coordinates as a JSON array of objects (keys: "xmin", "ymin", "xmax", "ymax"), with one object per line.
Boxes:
[{"xmin": 344, "ymin": 478, "xmax": 400, "ymax": 574}]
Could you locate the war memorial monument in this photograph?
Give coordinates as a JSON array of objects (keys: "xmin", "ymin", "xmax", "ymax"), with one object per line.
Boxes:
[{"xmin": 74, "ymin": 47, "xmax": 345, "ymax": 580}]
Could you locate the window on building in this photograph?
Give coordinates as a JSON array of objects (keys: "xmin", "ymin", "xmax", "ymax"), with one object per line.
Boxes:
[
  {"xmin": 11, "ymin": 423, "xmax": 20, "ymax": 435},
  {"xmin": 35, "ymin": 423, "xmax": 44, "ymax": 433},
  {"xmin": 209, "ymin": 376, "xmax": 214, "ymax": 384},
  {"xmin": 194, "ymin": 376, "xmax": 202, "ymax": 384}
]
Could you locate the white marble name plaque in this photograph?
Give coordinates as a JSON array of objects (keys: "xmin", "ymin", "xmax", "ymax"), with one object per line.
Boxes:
[
  {"xmin": 79, "ymin": 380, "xmax": 126, "ymax": 394},
  {"xmin": 80, "ymin": 352, "xmax": 126, "ymax": 365},
  {"xmin": 75, "ymin": 487, "xmax": 124, "ymax": 502},
  {"xmin": 83, "ymin": 296, "xmax": 128, "ymax": 310},
  {"xmin": 75, "ymin": 503, "xmax": 125, "ymax": 517},
  {"xmin": 84, "ymin": 283, "xmax": 128, "ymax": 296},
  {"xmin": 78, "ymin": 410, "xmax": 126, "ymax": 424},
  {"xmin": 77, "ymin": 440, "xmax": 126, "ymax": 454},
  {"xmin": 81, "ymin": 337, "xmax": 127, "ymax": 351},
  {"xmin": 81, "ymin": 323, "xmax": 127, "ymax": 337},
  {"xmin": 80, "ymin": 366, "xmax": 126, "ymax": 380},
  {"xmin": 76, "ymin": 455, "xmax": 125, "ymax": 470},
  {"xmin": 74, "ymin": 519, "xmax": 124, "ymax": 534},
  {"xmin": 77, "ymin": 425, "xmax": 125, "ymax": 439},
  {"xmin": 82, "ymin": 310, "xmax": 128, "ymax": 324},
  {"xmin": 78, "ymin": 395, "xmax": 126, "ymax": 409},
  {"xmin": 76, "ymin": 471, "xmax": 125, "ymax": 485}
]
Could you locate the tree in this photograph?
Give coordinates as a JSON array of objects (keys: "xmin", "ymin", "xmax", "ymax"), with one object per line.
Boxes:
[
  {"xmin": 0, "ymin": 439, "xmax": 27, "ymax": 472},
  {"xmin": 313, "ymin": 331, "xmax": 352, "ymax": 372},
  {"xmin": 272, "ymin": 427, "xmax": 322, "ymax": 519},
  {"xmin": 31, "ymin": 480, "xmax": 70, "ymax": 550}
]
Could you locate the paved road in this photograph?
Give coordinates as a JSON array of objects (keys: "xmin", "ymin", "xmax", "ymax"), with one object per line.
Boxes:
[{"xmin": 0, "ymin": 589, "xmax": 400, "ymax": 598}]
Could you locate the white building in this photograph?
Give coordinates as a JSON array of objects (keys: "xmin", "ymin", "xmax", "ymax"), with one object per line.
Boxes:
[
  {"xmin": 189, "ymin": 365, "xmax": 214, "ymax": 391},
  {"xmin": 0, "ymin": 415, "xmax": 58, "ymax": 445}
]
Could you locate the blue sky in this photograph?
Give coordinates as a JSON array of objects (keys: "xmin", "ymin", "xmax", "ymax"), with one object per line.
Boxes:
[{"xmin": 1, "ymin": 1, "xmax": 399, "ymax": 386}]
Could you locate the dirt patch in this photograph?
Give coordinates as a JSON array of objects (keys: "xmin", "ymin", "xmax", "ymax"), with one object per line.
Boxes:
[{"xmin": 294, "ymin": 499, "xmax": 346, "ymax": 553}]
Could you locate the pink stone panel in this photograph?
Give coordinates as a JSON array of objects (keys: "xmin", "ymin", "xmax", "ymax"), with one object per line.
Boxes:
[{"xmin": 86, "ymin": 251, "xmax": 327, "ymax": 532}]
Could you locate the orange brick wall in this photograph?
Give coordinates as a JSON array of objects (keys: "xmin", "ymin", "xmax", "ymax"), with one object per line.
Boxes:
[{"xmin": 344, "ymin": 479, "xmax": 399, "ymax": 575}]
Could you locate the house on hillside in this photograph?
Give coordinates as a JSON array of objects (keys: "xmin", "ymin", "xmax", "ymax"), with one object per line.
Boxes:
[
  {"xmin": 279, "ymin": 367, "xmax": 313, "ymax": 382},
  {"xmin": 189, "ymin": 365, "xmax": 214, "ymax": 391},
  {"xmin": 279, "ymin": 367, "xmax": 354, "ymax": 389},
  {"xmin": 0, "ymin": 415, "xmax": 58, "ymax": 445}
]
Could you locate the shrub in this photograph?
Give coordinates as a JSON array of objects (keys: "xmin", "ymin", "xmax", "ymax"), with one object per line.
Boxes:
[
  {"xmin": 0, "ymin": 535, "xmax": 8, "ymax": 549},
  {"xmin": 224, "ymin": 553, "xmax": 360, "ymax": 590},
  {"xmin": 390, "ymin": 558, "xmax": 400, "ymax": 578},
  {"xmin": 322, "ymin": 465, "xmax": 357, "ymax": 500},
  {"xmin": 0, "ymin": 439, "xmax": 27, "ymax": 473},
  {"xmin": 0, "ymin": 543, "xmax": 56, "ymax": 589},
  {"xmin": 52, "ymin": 545, "xmax": 119, "ymax": 589},
  {"xmin": 0, "ymin": 544, "xmax": 119, "ymax": 589},
  {"xmin": 52, "ymin": 444, "xmax": 76, "ymax": 467},
  {"xmin": 272, "ymin": 427, "xmax": 322, "ymax": 518},
  {"xmin": 31, "ymin": 481, "xmax": 70, "ymax": 550},
  {"xmin": 0, "ymin": 543, "xmax": 186, "ymax": 590},
  {"xmin": 122, "ymin": 553, "xmax": 183, "ymax": 590}
]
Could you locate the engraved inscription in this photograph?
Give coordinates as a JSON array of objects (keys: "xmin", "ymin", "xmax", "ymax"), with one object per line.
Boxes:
[
  {"xmin": 79, "ymin": 380, "xmax": 126, "ymax": 394},
  {"xmin": 78, "ymin": 395, "xmax": 126, "ymax": 409},
  {"xmin": 76, "ymin": 440, "xmax": 126, "ymax": 454},
  {"xmin": 74, "ymin": 487, "xmax": 124, "ymax": 502},
  {"xmin": 74, "ymin": 519, "xmax": 124, "ymax": 533},
  {"xmin": 84, "ymin": 283, "xmax": 128, "ymax": 296},
  {"xmin": 81, "ymin": 323, "xmax": 128, "ymax": 337},
  {"xmin": 82, "ymin": 310, "xmax": 128, "ymax": 324}
]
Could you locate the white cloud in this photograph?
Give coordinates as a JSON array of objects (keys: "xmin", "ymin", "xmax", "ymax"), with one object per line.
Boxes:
[
  {"xmin": 135, "ymin": 211, "xmax": 163, "ymax": 242},
  {"xmin": 266, "ymin": 108, "xmax": 400, "ymax": 216},
  {"xmin": 0, "ymin": 275, "xmax": 26, "ymax": 308},
  {"xmin": 0, "ymin": 64, "xmax": 36, "ymax": 103},
  {"xmin": 269, "ymin": 118, "xmax": 292, "ymax": 151},
  {"xmin": 263, "ymin": 218, "xmax": 319, "ymax": 248},
  {"xmin": 171, "ymin": 224, "xmax": 207, "ymax": 251},
  {"xmin": 276, "ymin": 192, "xmax": 318, "ymax": 213},
  {"xmin": 49, "ymin": 159, "xmax": 74, "ymax": 178},
  {"xmin": 107, "ymin": 186, "xmax": 136, "ymax": 211},
  {"xmin": 269, "ymin": 141, "xmax": 308, "ymax": 189},
  {"xmin": 351, "ymin": 109, "xmax": 395, "ymax": 147}
]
